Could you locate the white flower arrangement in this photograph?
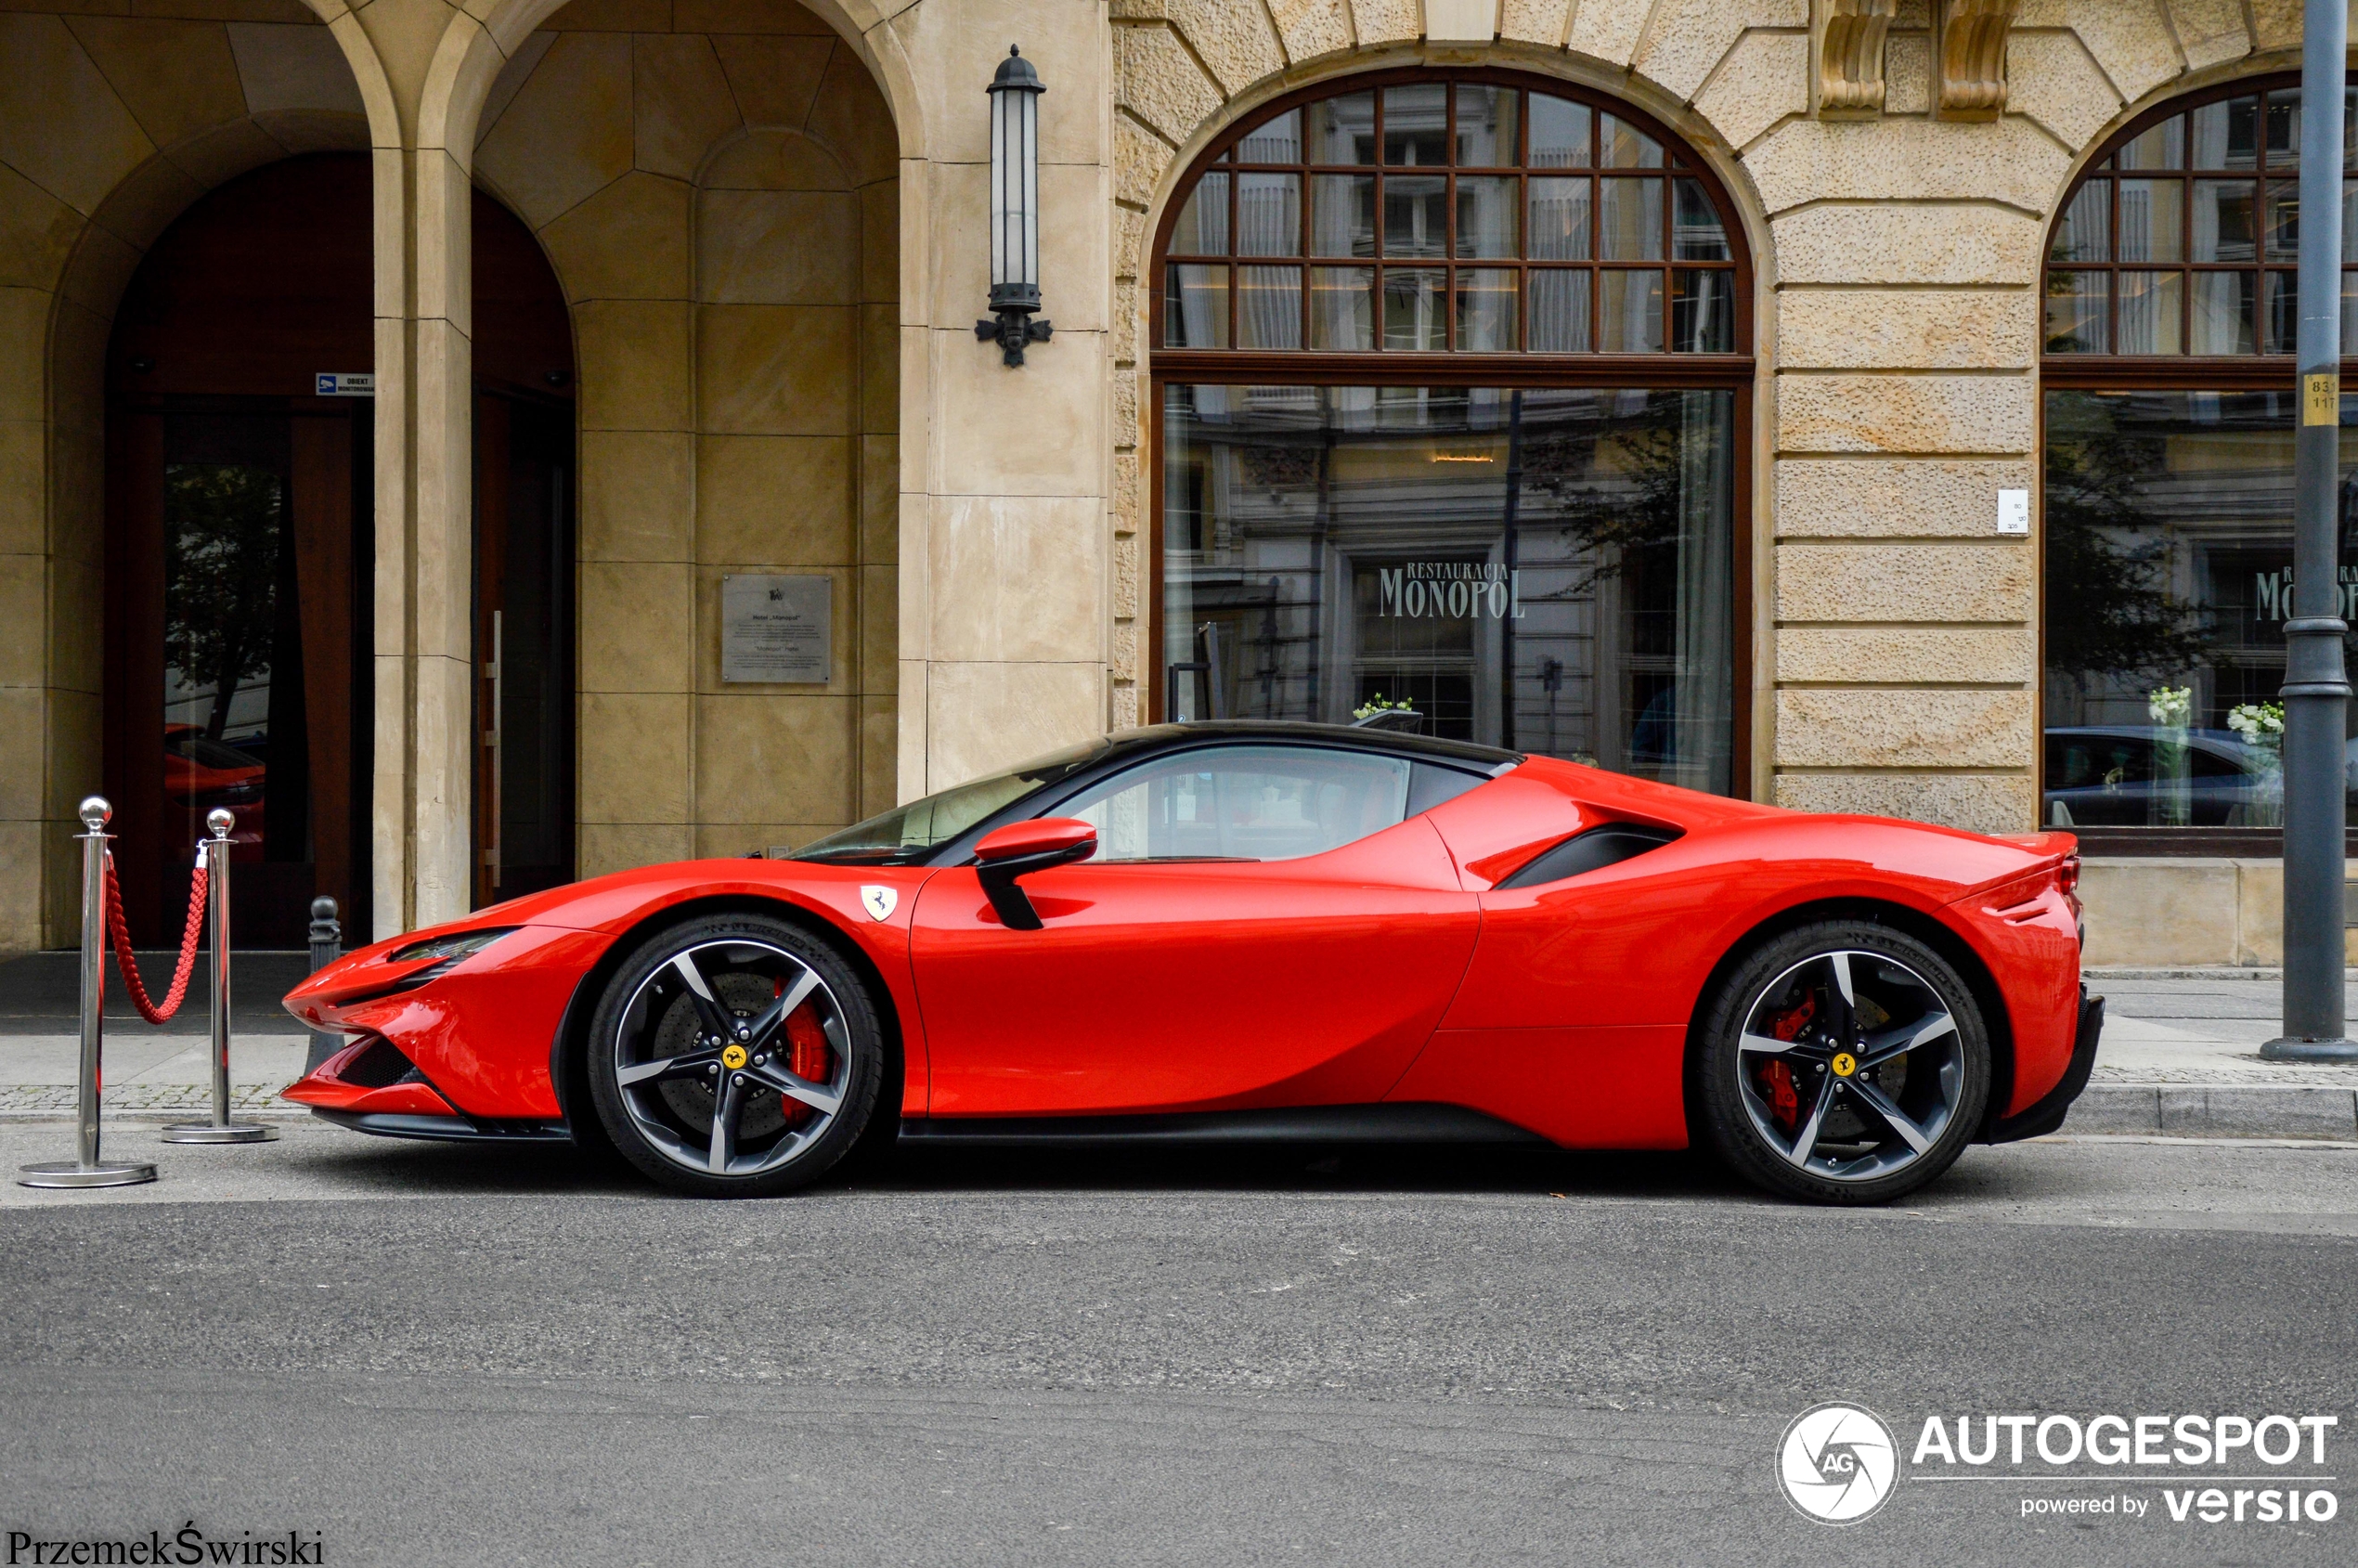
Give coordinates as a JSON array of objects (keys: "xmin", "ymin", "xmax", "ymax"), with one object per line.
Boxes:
[
  {"xmin": 2226, "ymin": 701, "xmax": 2286, "ymax": 743},
  {"xmin": 2147, "ymin": 685, "xmax": 2193, "ymax": 728},
  {"xmin": 2226, "ymin": 702, "xmax": 2286, "ymax": 826}
]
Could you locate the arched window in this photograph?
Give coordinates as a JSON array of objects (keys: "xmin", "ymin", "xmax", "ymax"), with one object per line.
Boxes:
[
  {"xmin": 1151, "ymin": 71, "xmax": 1753, "ymax": 795},
  {"xmin": 2041, "ymin": 75, "xmax": 2357, "ymax": 847}
]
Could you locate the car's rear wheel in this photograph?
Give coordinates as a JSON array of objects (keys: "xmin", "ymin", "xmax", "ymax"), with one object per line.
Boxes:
[
  {"xmin": 1694, "ymin": 921, "xmax": 1990, "ymax": 1205},
  {"xmin": 585, "ymin": 914, "xmax": 882, "ymax": 1198}
]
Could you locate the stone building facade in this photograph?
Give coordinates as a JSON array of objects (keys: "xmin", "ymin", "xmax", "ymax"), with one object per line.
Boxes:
[{"xmin": 0, "ymin": 0, "xmax": 2344, "ymax": 961}]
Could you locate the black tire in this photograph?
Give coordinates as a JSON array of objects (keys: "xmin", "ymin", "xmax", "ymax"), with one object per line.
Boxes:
[
  {"xmin": 1693, "ymin": 920, "xmax": 1990, "ymax": 1205},
  {"xmin": 585, "ymin": 913, "xmax": 884, "ymax": 1198}
]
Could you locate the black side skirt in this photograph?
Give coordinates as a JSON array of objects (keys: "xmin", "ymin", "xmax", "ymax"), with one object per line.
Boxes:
[
  {"xmin": 1987, "ymin": 989, "xmax": 2105, "ymax": 1145},
  {"xmin": 898, "ymin": 1103, "xmax": 1550, "ymax": 1148}
]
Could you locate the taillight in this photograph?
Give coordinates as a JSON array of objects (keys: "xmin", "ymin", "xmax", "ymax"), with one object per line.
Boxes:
[{"xmin": 2057, "ymin": 855, "xmax": 2079, "ymax": 897}]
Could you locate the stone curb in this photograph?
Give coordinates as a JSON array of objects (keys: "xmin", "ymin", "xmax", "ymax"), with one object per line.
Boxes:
[
  {"xmin": 2083, "ymin": 967, "xmax": 2358, "ymax": 980},
  {"xmin": 2069, "ymin": 1084, "xmax": 2358, "ymax": 1140}
]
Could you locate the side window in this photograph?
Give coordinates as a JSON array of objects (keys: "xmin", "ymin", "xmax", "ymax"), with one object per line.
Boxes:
[
  {"xmin": 2098, "ymin": 736, "xmax": 2153, "ymax": 786},
  {"xmin": 2189, "ymin": 745, "xmax": 2246, "ymax": 780},
  {"xmin": 1056, "ymin": 745, "xmax": 1413, "ymax": 862}
]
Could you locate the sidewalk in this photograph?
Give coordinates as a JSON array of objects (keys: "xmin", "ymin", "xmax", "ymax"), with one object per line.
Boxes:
[
  {"xmin": 2075, "ymin": 971, "xmax": 2358, "ymax": 1140},
  {"xmin": 0, "ymin": 1032, "xmax": 308, "ymax": 1115},
  {"xmin": 0, "ymin": 948, "xmax": 315, "ymax": 1116}
]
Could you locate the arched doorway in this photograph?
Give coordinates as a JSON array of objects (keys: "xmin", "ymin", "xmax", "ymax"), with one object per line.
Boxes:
[{"xmin": 103, "ymin": 154, "xmax": 576, "ymax": 945}]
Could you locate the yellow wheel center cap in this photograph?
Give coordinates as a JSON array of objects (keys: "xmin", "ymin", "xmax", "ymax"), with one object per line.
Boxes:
[
  {"xmin": 1831, "ymin": 1052, "xmax": 1858, "ymax": 1078},
  {"xmin": 721, "ymin": 1044, "xmax": 748, "ymax": 1070}
]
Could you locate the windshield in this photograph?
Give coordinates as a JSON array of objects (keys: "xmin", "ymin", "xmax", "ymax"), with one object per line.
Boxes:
[{"xmin": 790, "ymin": 739, "xmax": 1111, "ymax": 865}]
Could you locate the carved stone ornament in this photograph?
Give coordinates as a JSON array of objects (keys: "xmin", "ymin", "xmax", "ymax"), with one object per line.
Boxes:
[
  {"xmin": 1812, "ymin": 0, "xmax": 1898, "ymax": 119},
  {"xmin": 1936, "ymin": 0, "xmax": 2023, "ymax": 120}
]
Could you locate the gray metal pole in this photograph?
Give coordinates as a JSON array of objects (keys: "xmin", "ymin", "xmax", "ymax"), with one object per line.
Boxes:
[
  {"xmin": 77, "ymin": 803, "xmax": 107, "ymax": 1164},
  {"xmin": 2267, "ymin": 0, "xmax": 2358, "ymax": 1061},
  {"xmin": 208, "ymin": 817, "xmax": 230, "ymax": 1117},
  {"xmin": 305, "ymin": 895, "xmax": 342, "ymax": 1073},
  {"xmin": 16, "ymin": 797, "xmax": 154, "ymax": 1187},
  {"xmin": 161, "ymin": 808, "xmax": 274, "ymax": 1142}
]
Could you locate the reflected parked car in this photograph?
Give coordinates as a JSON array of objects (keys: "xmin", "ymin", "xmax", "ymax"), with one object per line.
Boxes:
[
  {"xmin": 2042, "ymin": 726, "xmax": 2281, "ymax": 828},
  {"xmin": 163, "ymin": 723, "xmax": 265, "ymax": 856}
]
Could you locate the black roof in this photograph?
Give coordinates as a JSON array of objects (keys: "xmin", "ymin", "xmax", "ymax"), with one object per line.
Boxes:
[
  {"xmin": 787, "ymin": 719, "xmax": 1524, "ymax": 868},
  {"xmin": 1110, "ymin": 720, "xmax": 1522, "ymax": 771}
]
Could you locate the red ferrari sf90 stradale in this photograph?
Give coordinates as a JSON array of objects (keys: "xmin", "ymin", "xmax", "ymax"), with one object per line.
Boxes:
[{"xmin": 283, "ymin": 720, "xmax": 2102, "ymax": 1203}]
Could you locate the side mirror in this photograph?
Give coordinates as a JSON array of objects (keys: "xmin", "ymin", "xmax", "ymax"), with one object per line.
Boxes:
[{"xmin": 972, "ymin": 817, "xmax": 1096, "ymax": 930}]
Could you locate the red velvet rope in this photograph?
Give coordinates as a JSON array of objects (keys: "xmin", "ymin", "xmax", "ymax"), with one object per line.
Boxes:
[{"xmin": 103, "ymin": 849, "xmax": 208, "ymax": 1025}]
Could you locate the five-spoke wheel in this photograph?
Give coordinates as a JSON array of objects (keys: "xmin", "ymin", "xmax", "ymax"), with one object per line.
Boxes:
[
  {"xmin": 585, "ymin": 914, "xmax": 881, "ymax": 1197},
  {"xmin": 1696, "ymin": 922, "xmax": 1989, "ymax": 1204}
]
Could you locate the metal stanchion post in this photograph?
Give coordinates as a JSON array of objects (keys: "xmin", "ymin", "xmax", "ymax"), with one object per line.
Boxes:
[
  {"xmin": 17, "ymin": 797, "xmax": 156, "ymax": 1188},
  {"xmin": 161, "ymin": 809, "xmax": 275, "ymax": 1144},
  {"xmin": 304, "ymin": 896, "xmax": 342, "ymax": 1074}
]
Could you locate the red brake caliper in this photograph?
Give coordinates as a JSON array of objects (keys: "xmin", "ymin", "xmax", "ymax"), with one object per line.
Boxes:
[
  {"xmin": 1760, "ymin": 995, "xmax": 1816, "ymax": 1130},
  {"xmin": 765, "ymin": 976, "xmax": 833, "ymax": 1125},
  {"xmin": 785, "ymin": 1004, "xmax": 831, "ymax": 1088}
]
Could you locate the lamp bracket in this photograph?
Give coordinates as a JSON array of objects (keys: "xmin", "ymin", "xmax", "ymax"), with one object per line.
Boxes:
[{"xmin": 976, "ymin": 310, "xmax": 1054, "ymax": 367}]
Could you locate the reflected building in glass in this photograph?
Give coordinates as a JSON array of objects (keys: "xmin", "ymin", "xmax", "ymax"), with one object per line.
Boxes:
[{"xmin": 1163, "ymin": 383, "xmax": 1734, "ymax": 793}]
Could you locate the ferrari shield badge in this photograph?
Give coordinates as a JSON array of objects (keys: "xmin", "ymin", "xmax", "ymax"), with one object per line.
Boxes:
[{"xmin": 860, "ymin": 885, "xmax": 897, "ymax": 922}]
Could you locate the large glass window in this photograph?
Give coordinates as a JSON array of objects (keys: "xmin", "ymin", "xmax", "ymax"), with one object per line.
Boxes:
[
  {"xmin": 2042, "ymin": 76, "xmax": 2358, "ymax": 843},
  {"xmin": 1156, "ymin": 74, "xmax": 1749, "ymax": 795},
  {"xmin": 2045, "ymin": 84, "xmax": 2358, "ymax": 357},
  {"xmin": 1160, "ymin": 80, "xmax": 1740, "ymax": 356},
  {"xmin": 1163, "ymin": 385, "xmax": 1736, "ymax": 791}
]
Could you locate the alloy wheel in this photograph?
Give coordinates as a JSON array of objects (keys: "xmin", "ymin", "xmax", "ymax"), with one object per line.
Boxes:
[
  {"xmin": 609, "ymin": 939, "xmax": 852, "ymax": 1179},
  {"xmin": 1734, "ymin": 949, "xmax": 1966, "ymax": 1184}
]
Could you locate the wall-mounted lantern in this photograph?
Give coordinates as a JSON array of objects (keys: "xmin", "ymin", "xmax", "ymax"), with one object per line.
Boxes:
[{"xmin": 976, "ymin": 45, "xmax": 1051, "ymax": 367}]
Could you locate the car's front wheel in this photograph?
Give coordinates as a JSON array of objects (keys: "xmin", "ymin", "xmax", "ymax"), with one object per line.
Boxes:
[
  {"xmin": 1694, "ymin": 921, "xmax": 1990, "ymax": 1205},
  {"xmin": 585, "ymin": 914, "xmax": 883, "ymax": 1198}
]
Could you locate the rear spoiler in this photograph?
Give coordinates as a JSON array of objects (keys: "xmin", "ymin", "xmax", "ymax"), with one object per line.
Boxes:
[
  {"xmin": 1992, "ymin": 830, "xmax": 2077, "ymax": 862},
  {"xmin": 1944, "ymin": 831, "xmax": 2079, "ymax": 911}
]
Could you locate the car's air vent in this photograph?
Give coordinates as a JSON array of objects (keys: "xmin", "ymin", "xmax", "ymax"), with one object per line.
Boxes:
[
  {"xmin": 1496, "ymin": 823, "xmax": 1682, "ymax": 889},
  {"xmin": 340, "ymin": 1035, "xmax": 420, "ymax": 1089}
]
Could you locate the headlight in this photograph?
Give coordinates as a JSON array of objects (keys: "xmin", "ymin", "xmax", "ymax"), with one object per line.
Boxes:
[{"xmin": 389, "ymin": 927, "xmax": 517, "ymax": 965}]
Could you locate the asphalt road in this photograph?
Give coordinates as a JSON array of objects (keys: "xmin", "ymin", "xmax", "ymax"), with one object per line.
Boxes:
[{"xmin": 1, "ymin": 1129, "xmax": 2353, "ymax": 1566}]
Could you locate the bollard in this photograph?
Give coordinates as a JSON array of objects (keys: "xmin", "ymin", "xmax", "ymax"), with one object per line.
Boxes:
[
  {"xmin": 304, "ymin": 895, "xmax": 342, "ymax": 1074},
  {"xmin": 160, "ymin": 809, "xmax": 275, "ymax": 1144},
  {"xmin": 16, "ymin": 797, "xmax": 157, "ymax": 1188}
]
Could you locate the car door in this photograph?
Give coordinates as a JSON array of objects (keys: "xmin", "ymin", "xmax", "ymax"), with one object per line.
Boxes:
[{"xmin": 908, "ymin": 744, "xmax": 1483, "ymax": 1118}]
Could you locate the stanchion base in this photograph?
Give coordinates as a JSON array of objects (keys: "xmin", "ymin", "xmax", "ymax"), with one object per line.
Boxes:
[
  {"xmin": 158, "ymin": 1121, "xmax": 277, "ymax": 1144},
  {"xmin": 2260, "ymin": 1036, "xmax": 2358, "ymax": 1062},
  {"xmin": 17, "ymin": 1160, "xmax": 158, "ymax": 1188}
]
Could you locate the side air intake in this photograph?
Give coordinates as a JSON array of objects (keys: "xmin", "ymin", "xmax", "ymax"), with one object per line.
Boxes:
[
  {"xmin": 339, "ymin": 1035, "xmax": 421, "ymax": 1089},
  {"xmin": 1496, "ymin": 823, "xmax": 1682, "ymax": 889}
]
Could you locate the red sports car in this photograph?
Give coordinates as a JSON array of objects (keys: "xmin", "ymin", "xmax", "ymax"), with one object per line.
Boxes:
[{"xmin": 283, "ymin": 721, "xmax": 2101, "ymax": 1203}]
